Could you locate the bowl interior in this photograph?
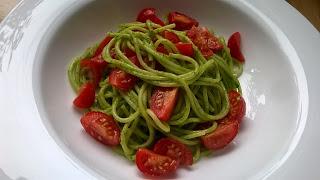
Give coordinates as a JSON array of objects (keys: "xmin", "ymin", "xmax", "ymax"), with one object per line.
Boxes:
[{"xmin": 33, "ymin": 0, "xmax": 306, "ymax": 179}]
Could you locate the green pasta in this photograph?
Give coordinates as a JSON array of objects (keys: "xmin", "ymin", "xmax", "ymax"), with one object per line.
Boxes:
[{"xmin": 68, "ymin": 20, "xmax": 242, "ymax": 162}]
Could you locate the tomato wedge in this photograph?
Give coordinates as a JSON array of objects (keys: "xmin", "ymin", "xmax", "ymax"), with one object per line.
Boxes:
[
  {"xmin": 137, "ymin": 8, "xmax": 165, "ymax": 26},
  {"xmin": 156, "ymin": 44, "xmax": 169, "ymax": 55},
  {"xmin": 201, "ymin": 121, "xmax": 239, "ymax": 150},
  {"xmin": 228, "ymin": 32, "xmax": 245, "ymax": 63},
  {"xmin": 108, "ymin": 69, "xmax": 138, "ymax": 91},
  {"xmin": 108, "ymin": 55, "xmax": 140, "ymax": 91},
  {"xmin": 201, "ymin": 90, "xmax": 245, "ymax": 150},
  {"xmin": 168, "ymin": 11, "xmax": 199, "ymax": 30},
  {"xmin": 153, "ymin": 138, "xmax": 193, "ymax": 166},
  {"xmin": 150, "ymin": 87, "xmax": 179, "ymax": 121},
  {"xmin": 94, "ymin": 36, "xmax": 112, "ymax": 57},
  {"xmin": 226, "ymin": 90, "xmax": 246, "ymax": 123},
  {"xmin": 135, "ymin": 148, "xmax": 178, "ymax": 176},
  {"xmin": 163, "ymin": 31, "xmax": 180, "ymax": 43},
  {"xmin": 187, "ymin": 26, "xmax": 223, "ymax": 59},
  {"xmin": 73, "ymin": 82, "xmax": 95, "ymax": 108},
  {"xmin": 80, "ymin": 111, "xmax": 120, "ymax": 146},
  {"xmin": 175, "ymin": 42, "xmax": 194, "ymax": 57},
  {"xmin": 80, "ymin": 55, "xmax": 108, "ymax": 87}
]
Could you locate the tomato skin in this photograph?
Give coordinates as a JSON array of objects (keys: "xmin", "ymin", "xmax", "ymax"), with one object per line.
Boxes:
[
  {"xmin": 94, "ymin": 36, "xmax": 112, "ymax": 57},
  {"xmin": 135, "ymin": 148, "xmax": 178, "ymax": 176},
  {"xmin": 227, "ymin": 90, "xmax": 246, "ymax": 123},
  {"xmin": 175, "ymin": 42, "xmax": 194, "ymax": 57},
  {"xmin": 156, "ymin": 45, "xmax": 169, "ymax": 55},
  {"xmin": 201, "ymin": 90, "xmax": 245, "ymax": 150},
  {"xmin": 187, "ymin": 26, "xmax": 223, "ymax": 59},
  {"xmin": 124, "ymin": 48, "xmax": 136, "ymax": 58},
  {"xmin": 201, "ymin": 121, "xmax": 239, "ymax": 150},
  {"xmin": 228, "ymin": 32, "xmax": 245, "ymax": 63},
  {"xmin": 73, "ymin": 83, "xmax": 95, "ymax": 108},
  {"xmin": 137, "ymin": 8, "xmax": 165, "ymax": 26},
  {"xmin": 108, "ymin": 55, "xmax": 141, "ymax": 91},
  {"xmin": 168, "ymin": 11, "xmax": 199, "ymax": 30},
  {"xmin": 164, "ymin": 31, "xmax": 180, "ymax": 43},
  {"xmin": 108, "ymin": 69, "xmax": 138, "ymax": 91},
  {"xmin": 80, "ymin": 56, "xmax": 107, "ymax": 87},
  {"xmin": 80, "ymin": 111, "xmax": 120, "ymax": 146},
  {"xmin": 153, "ymin": 138, "xmax": 193, "ymax": 166},
  {"xmin": 150, "ymin": 87, "xmax": 179, "ymax": 121}
]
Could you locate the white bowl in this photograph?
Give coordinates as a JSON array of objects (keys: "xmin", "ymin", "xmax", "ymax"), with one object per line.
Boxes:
[
  {"xmin": 32, "ymin": 0, "xmax": 308, "ymax": 179},
  {"xmin": 1, "ymin": 0, "xmax": 319, "ymax": 179}
]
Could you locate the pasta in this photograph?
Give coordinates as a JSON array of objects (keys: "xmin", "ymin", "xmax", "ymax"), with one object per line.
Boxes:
[{"xmin": 68, "ymin": 20, "xmax": 243, "ymax": 162}]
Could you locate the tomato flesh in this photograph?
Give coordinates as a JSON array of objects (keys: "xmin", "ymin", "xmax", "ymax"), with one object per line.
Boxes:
[
  {"xmin": 80, "ymin": 55, "xmax": 107, "ymax": 87},
  {"xmin": 228, "ymin": 32, "xmax": 245, "ymax": 63},
  {"xmin": 156, "ymin": 45, "xmax": 169, "ymax": 55},
  {"xmin": 187, "ymin": 26, "xmax": 223, "ymax": 59},
  {"xmin": 227, "ymin": 90, "xmax": 246, "ymax": 123},
  {"xmin": 201, "ymin": 121, "xmax": 239, "ymax": 150},
  {"xmin": 201, "ymin": 90, "xmax": 245, "ymax": 150},
  {"xmin": 164, "ymin": 31, "xmax": 180, "ymax": 43},
  {"xmin": 135, "ymin": 148, "xmax": 178, "ymax": 176},
  {"xmin": 168, "ymin": 11, "xmax": 199, "ymax": 30},
  {"xmin": 108, "ymin": 69, "xmax": 138, "ymax": 91},
  {"xmin": 80, "ymin": 111, "xmax": 120, "ymax": 146},
  {"xmin": 73, "ymin": 82, "xmax": 95, "ymax": 108},
  {"xmin": 94, "ymin": 36, "xmax": 112, "ymax": 57},
  {"xmin": 150, "ymin": 87, "xmax": 179, "ymax": 121},
  {"xmin": 108, "ymin": 55, "xmax": 141, "ymax": 91},
  {"xmin": 137, "ymin": 8, "xmax": 165, "ymax": 26},
  {"xmin": 175, "ymin": 42, "xmax": 194, "ymax": 57},
  {"xmin": 153, "ymin": 138, "xmax": 193, "ymax": 166}
]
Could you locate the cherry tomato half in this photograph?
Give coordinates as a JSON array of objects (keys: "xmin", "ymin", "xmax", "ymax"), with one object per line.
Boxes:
[
  {"xmin": 228, "ymin": 32, "xmax": 245, "ymax": 63},
  {"xmin": 187, "ymin": 26, "xmax": 223, "ymax": 59},
  {"xmin": 150, "ymin": 87, "xmax": 179, "ymax": 121},
  {"xmin": 201, "ymin": 121, "xmax": 239, "ymax": 150},
  {"xmin": 163, "ymin": 30, "xmax": 180, "ymax": 43},
  {"xmin": 135, "ymin": 148, "xmax": 178, "ymax": 176},
  {"xmin": 80, "ymin": 55, "xmax": 107, "ymax": 87},
  {"xmin": 175, "ymin": 42, "xmax": 194, "ymax": 57},
  {"xmin": 73, "ymin": 82, "xmax": 95, "ymax": 109},
  {"xmin": 168, "ymin": 11, "xmax": 199, "ymax": 30},
  {"xmin": 94, "ymin": 36, "xmax": 112, "ymax": 57},
  {"xmin": 137, "ymin": 8, "xmax": 165, "ymax": 26},
  {"xmin": 153, "ymin": 138, "xmax": 193, "ymax": 166},
  {"xmin": 80, "ymin": 111, "xmax": 120, "ymax": 146}
]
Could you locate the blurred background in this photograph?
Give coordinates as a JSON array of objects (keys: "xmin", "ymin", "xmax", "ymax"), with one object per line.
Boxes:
[{"xmin": 0, "ymin": 0, "xmax": 319, "ymax": 31}]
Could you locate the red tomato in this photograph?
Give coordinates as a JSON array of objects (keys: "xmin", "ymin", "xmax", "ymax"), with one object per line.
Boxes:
[
  {"xmin": 227, "ymin": 90, "xmax": 246, "ymax": 123},
  {"xmin": 219, "ymin": 90, "xmax": 246, "ymax": 125},
  {"xmin": 80, "ymin": 111, "xmax": 120, "ymax": 146},
  {"xmin": 156, "ymin": 45, "xmax": 169, "ymax": 55},
  {"xmin": 168, "ymin": 11, "xmax": 199, "ymax": 30},
  {"xmin": 128, "ymin": 55, "xmax": 141, "ymax": 67},
  {"xmin": 94, "ymin": 36, "xmax": 112, "ymax": 57},
  {"xmin": 187, "ymin": 26, "xmax": 223, "ymax": 59},
  {"xmin": 80, "ymin": 55, "xmax": 107, "ymax": 87},
  {"xmin": 124, "ymin": 48, "xmax": 136, "ymax": 58},
  {"xmin": 201, "ymin": 121, "xmax": 239, "ymax": 150},
  {"xmin": 175, "ymin": 42, "xmax": 194, "ymax": 57},
  {"xmin": 150, "ymin": 87, "xmax": 179, "ymax": 121},
  {"xmin": 135, "ymin": 148, "xmax": 178, "ymax": 176},
  {"xmin": 164, "ymin": 31, "xmax": 180, "ymax": 43},
  {"xmin": 108, "ymin": 69, "xmax": 138, "ymax": 91},
  {"xmin": 137, "ymin": 8, "xmax": 165, "ymax": 26},
  {"xmin": 153, "ymin": 138, "xmax": 193, "ymax": 166},
  {"xmin": 108, "ymin": 55, "xmax": 141, "ymax": 91},
  {"xmin": 73, "ymin": 83, "xmax": 95, "ymax": 108},
  {"xmin": 201, "ymin": 90, "xmax": 245, "ymax": 150},
  {"xmin": 228, "ymin": 32, "xmax": 245, "ymax": 63}
]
